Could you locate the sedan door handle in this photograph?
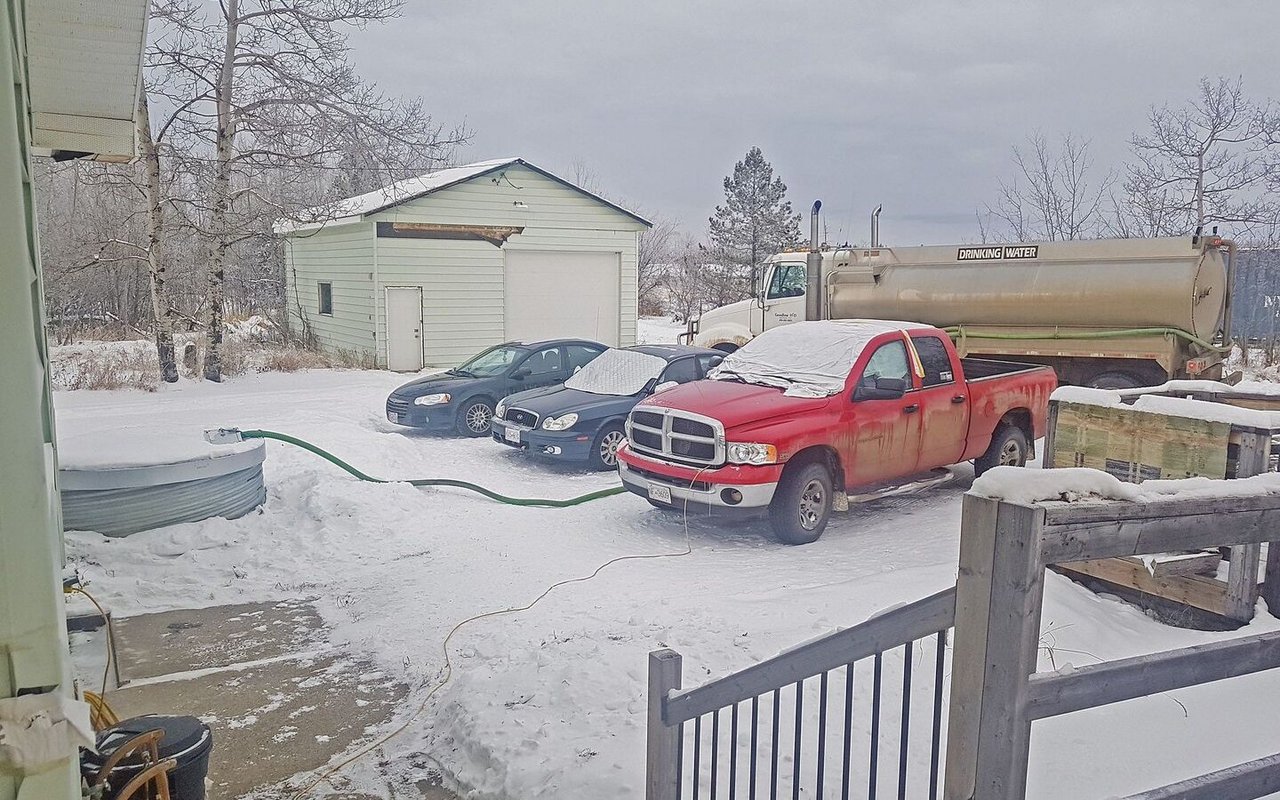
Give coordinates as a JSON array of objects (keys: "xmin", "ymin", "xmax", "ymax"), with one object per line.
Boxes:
[
  {"xmin": 951, "ymin": 395, "xmax": 966, "ymax": 404},
  {"xmin": 903, "ymin": 404, "xmax": 919, "ymax": 414}
]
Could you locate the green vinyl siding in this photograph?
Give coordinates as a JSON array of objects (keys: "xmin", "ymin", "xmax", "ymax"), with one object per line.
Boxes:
[{"xmin": 284, "ymin": 221, "xmax": 377, "ymax": 360}]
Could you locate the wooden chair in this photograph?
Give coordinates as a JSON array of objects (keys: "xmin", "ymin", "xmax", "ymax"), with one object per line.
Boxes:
[{"xmin": 83, "ymin": 728, "xmax": 173, "ymax": 800}]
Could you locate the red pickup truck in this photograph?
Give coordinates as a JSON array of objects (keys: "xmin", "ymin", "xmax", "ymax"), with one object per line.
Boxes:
[{"xmin": 616, "ymin": 320, "xmax": 1056, "ymax": 543}]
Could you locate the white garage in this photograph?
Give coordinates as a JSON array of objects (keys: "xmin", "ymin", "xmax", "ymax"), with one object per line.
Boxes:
[{"xmin": 279, "ymin": 158, "xmax": 649, "ymax": 370}]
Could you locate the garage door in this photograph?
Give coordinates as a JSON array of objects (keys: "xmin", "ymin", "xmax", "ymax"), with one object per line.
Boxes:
[{"xmin": 504, "ymin": 250, "xmax": 620, "ymax": 346}]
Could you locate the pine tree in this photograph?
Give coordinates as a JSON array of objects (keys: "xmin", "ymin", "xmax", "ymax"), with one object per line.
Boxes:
[{"xmin": 708, "ymin": 147, "xmax": 803, "ymax": 299}]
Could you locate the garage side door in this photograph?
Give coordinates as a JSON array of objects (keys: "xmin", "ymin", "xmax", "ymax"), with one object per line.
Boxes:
[{"xmin": 503, "ymin": 250, "xmax": 620, "ymax": 346}]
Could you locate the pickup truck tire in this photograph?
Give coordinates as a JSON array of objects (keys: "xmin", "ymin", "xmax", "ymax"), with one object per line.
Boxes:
[
  {"xmin": 769, "ymin": 462, "xmax": 833, "ymax": 545},
  {"xmin": 589, "ymin": 423, "xmax": 627, "ymax": 470},
  {"xmin": 974, "ymin": 423, "xmax": 1029, "ymax": 477},
  {"xmin": 456, "ymin": 398, "xmax": 495, "ymax": 437}
]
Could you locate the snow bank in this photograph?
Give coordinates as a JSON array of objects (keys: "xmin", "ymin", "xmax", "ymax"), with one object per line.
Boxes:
[
  {"xmin": 971, "ymin": 466, "xmax": 1280, "ymax": 505},
  {"xmin": 1050, "ymin": 386, "xmax": 1123, "ymax": 406}
]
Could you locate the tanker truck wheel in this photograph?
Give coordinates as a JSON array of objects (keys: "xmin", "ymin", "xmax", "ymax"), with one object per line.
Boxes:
[
  {"xmin": 1088, "ymin": 371, "xmax": 1143, "ymax": 390},
  {"xmin": 769, "ymin": 462, "xmax": 833, "ymax": 545},
  {"xmin": 974, "ymin": 424, "xmax": 1029, "ymax": 477}
]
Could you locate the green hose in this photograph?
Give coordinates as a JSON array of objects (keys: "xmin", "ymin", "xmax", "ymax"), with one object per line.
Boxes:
[
  {"xmin": 943, "ymin": 325, "xmax": 1231, "ymax": 353},
  {"xmin": 239, "ymin": 429, "xmax": 626, "ymax": 507}
]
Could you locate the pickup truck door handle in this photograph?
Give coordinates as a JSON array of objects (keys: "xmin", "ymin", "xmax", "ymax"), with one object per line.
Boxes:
[
  {"xmin": 903, "ymin": 404, "xmax": 919, "ymax": 414},
  {"xmin": 951, "ymin": 395, "xmax": 966, "ymax": 404}
]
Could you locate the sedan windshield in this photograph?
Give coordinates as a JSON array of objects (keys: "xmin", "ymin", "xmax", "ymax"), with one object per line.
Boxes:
[
  {"xmin": 564, "ymin": 348, "xmax": 667, "ymax": 396},
  {"xmin": 452, "ymin": 345, "xmax": 526, "ymax": 378}
]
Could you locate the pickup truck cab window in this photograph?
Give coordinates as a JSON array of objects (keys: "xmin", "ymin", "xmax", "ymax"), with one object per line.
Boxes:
[
  {"xmin": 860, "ymin": 339, "xmax": 911, "ymax": 385},
  {"xmin": 913, "ymin": 335, "xmax": 955, "ymax": 386},
  {"xmin": 766, "ymin": 264, "xmax": 807, "ymax": 299}
]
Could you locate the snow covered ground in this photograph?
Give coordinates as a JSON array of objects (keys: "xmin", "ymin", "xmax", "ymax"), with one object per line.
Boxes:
[{"xmin": 57, "ymin": 367, "xmax": 1280, "ymax": 799}]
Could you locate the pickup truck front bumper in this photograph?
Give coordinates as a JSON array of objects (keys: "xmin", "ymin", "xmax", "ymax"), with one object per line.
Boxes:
[{"xmin": 617, "ymin": 443, "xmax": 780, "ymax": 515}]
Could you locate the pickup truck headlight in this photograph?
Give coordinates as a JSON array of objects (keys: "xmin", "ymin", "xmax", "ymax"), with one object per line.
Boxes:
[
  {"xmin": 495, "ymin": 399, "xmax": 508, "ymax": 418},
  {"xmin": 726, "ymin": 442, "xmax": 778, "ymax": 465},
  {"xmin": 542, "ymin": 413, "xmax": 579, "ymax": 431},
  {"xmin": 413, "ymin": 393, "xmax": 451, "ymax": 406}
]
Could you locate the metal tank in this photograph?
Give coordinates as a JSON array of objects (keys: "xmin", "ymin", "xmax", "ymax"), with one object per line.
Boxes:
[{"xmin": 825, "ymin": 237, "xmax": 1230, "ymax": 340}]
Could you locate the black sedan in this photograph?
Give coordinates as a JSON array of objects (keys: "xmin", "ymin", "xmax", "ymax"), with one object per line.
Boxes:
[
  {"xmin": 489, "ymin": 344, "xmax": 723, "ymax": 469},
  {"xmin": 385, "ymin": 339, "xmax": 608, "ymax": 436}
]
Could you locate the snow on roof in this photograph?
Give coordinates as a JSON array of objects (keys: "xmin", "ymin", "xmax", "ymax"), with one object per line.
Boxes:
[
  {"xmin": 1051, "ymin": 385, "xmax": 1279, "ymax": 429},
  {"xmin": 971, "ymin": 466, "xmax": 1280, "ymax": 506},
  {"xmin": 277, "ymin": 157, "xmax": 651, "ymax": 234}
]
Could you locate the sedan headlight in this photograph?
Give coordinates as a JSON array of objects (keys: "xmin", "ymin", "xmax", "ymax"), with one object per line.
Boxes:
[
  {"xmin": 542, "ymin": 413, "xmax": 579, "ymax": 431},
  {"xmin": 413, "ymin": 393, "xmax": 451, "ymax": 406},
  {"xmin": 726, "ymin": 442, "xmax": 778, "ymax": 465},
  {"xmin": 495, "ymin": 399, "xmax": 508, "ymax": 418}
]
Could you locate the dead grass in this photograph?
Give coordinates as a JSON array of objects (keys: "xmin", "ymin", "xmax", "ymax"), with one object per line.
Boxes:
[{"xmin": 59, "ymin": 347, "xmax": 159, "ymax": 392}]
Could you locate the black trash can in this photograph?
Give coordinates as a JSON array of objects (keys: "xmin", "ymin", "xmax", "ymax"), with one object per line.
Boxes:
[{"xmin": 85, "ymin": 714, "xmax": 213, "ymax": 800}]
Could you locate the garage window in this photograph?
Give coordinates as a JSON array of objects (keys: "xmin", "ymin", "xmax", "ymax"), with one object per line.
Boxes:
[{"xmin": 318, "ymin": 282, "xmax": 333, "ymax": 315}]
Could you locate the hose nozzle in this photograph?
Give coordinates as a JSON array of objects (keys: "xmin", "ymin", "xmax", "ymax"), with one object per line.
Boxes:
[{"xmin": 204, "ymin": 427, "xmax": 244, "ymax": 444}]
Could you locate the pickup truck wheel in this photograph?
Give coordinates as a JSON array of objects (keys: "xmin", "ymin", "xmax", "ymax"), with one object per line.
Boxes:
[
  {"xmin": 974, "ymin": 424, "xmax": 1029, "ymax": 477},
  {"xmin": 456, "ymin": 398, "xmax": 495, "ymax": 437},
  {"xmin": 769, "ymin": 462, "xmax": 833, "ymax": 545},
  {"xmin": 589, "ymin": 424, "xmax": 626, "ymax": 470}
]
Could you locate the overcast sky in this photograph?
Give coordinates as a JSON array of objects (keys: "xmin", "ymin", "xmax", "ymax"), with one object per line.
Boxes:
[{"xmin": 348, "ymin": 1, "xmax": 1280, "ymax": 246}]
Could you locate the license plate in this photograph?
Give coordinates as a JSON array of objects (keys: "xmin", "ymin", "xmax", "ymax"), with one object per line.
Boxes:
[
  {"xmin": 504, "ymin": 426, "xmax": 521, "ymax": 444},
  {"xmin": 648, "ymin": 483, "xmax": 672, "ymax": 504}
]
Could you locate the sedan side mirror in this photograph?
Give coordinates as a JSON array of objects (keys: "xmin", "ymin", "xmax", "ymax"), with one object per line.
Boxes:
[
  {"xmin": 511, "ymin": 368, "xmax": 530, "ymax": 380},
  {"xmin": 853, "ymin": 376, "xmax": 907, "ymax": 401}
]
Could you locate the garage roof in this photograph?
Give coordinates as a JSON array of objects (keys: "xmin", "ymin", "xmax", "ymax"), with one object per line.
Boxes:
[
  {"xmin": 25, "ymin": 0, "xmax": 150, "ymax": 160},
  {"xmin": 282, "ymin": 157, "xmax": 651, "ymax": 233}
]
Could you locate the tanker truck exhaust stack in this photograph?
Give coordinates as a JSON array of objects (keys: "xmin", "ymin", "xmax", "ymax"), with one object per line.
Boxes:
[{"xmin": 806, "ymin": 200, "xmax": 823, "ymax": 322}]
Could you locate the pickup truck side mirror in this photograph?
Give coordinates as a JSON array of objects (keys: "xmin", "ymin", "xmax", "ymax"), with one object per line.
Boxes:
[{"xmin": 853, "ymin": 376, "xmax": 907, "ymax": 401}]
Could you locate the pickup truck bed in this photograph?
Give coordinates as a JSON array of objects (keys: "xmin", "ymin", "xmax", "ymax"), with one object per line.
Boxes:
[{"xmin": 617, "ymin": 320, "xmax": 1056, "ymax": 544}]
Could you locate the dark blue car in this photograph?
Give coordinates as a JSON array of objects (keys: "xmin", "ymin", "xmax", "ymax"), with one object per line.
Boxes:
[
  {"xmin": 490, "ymin": 344, "xmax": 723, "ymax": 469},
  {"xmin": 385, "ymin": 339, "xmax": 608, "ymax": 436}
]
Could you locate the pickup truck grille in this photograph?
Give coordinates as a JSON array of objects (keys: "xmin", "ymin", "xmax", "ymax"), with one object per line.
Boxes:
[
  {"xmin": 505, "ymin": 408, "xmax": 539, "ymax": 429},
  {"xmin": 626, "ymin": 407, "xmax": 724, "ymax": 467}
]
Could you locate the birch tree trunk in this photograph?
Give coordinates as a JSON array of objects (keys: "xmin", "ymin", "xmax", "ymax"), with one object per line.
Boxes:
[
  {"xmin": 137, "ymin": 93, "xmax": 180, "ymax": 382},
  {"xmin": 202, "ymin": 0, "xmax": 239, "ymax": 382}
]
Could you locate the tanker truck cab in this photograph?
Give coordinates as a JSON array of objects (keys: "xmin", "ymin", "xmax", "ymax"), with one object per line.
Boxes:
[
  {"xmin": 619, "ymin": 319, "xmax": 1056, "ymax": 544},
  {"xmin": 687, "ymin": 254, "xmax": 811, "ymax": 352}
]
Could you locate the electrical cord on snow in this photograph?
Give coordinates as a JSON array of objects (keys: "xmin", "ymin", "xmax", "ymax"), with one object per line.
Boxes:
[
  {"xmin": 224, "ymin": 428, "xmax": 626, "ymax": 506},
  {"xmin": 288, "ymin": 467, "xmax": 710, "ymax": 799}
]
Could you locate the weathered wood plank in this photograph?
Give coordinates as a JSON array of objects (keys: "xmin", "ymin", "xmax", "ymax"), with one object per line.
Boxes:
[
  {"xmin": 1024, "ymin": 629, "xmax": 1280, "ymax": 720},
  {"xmin": 943, "ymin": 495, "xmax": 1001, "ymax": 800},
  {"xmin": 1055, "ymin": 559, "xmax": 1230, "ymax": 617},
  {"xmin": 646, "ymin": 649, "xmax": 682, "ymax": 800},
  {"xmin": 1225, "ymin": 544, "xmax": 1263, "ymax": 621},
  {"xmin": 1041, "ymin": 493, "xmax": 1280, "ymax": 527},
  {"xmin": 1149, "ymin": 552, "xmax": 1220, "ymax": 578},
  {"xmin": 1119, "ymin": 751, "xmax": 1280, "ymax": 800},
  {"xmin": 1263, "ymin": 543, "xmax": 1280, "ymax": 615},
  {"xmin": 664, "ymin": 588, "xmax": 956, "ymax": 724},
  {"xmin": 944, "ymin": 498, "xmax": 1044, "ymax": 800},
  {"xmin": 1040, "ymin": 506, "xmax": 1280, "ymax": 564}
]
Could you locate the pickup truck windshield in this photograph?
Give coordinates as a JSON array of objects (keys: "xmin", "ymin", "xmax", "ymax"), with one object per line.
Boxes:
[
  {"xmin": 451, "ymin": 344, "xmax": 526, "ymax": 377},
  {"xmin": 564, "ymin": 348, "xmax": 667, "ymax": 395},
  {"xmin": 709, "ymin": 320, "xmax": 920, "ymax": 398}
]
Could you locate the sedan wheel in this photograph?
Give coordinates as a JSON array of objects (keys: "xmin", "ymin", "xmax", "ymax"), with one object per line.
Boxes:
[
  {"xmin": 589, "ymin": 424, "xmax": 627, "ymax": 470},
  {"xmin": 456, "ymin": 399, "xmax": 494, "ymax": 437}
]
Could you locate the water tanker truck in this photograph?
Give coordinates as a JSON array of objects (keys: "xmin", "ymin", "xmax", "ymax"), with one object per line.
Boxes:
[{"xmin": 683, "ymin": 203, "xmax": 1237, "ymax": 388}]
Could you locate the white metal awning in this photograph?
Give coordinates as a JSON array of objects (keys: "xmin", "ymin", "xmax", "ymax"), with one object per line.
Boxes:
[{"xmin": 24, "ymin": 0, "xmax": 149, "ymax": 160}]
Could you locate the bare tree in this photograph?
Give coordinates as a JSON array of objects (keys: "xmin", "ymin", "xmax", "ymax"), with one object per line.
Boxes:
[
  {"xmin": 637, "ymin": 214, "xmax": 678, "ymax": 316},
  {"xmin": 981, "ymin": 133, "xmax": 1112, "ymax": 242},
  {"xmin": 1118, "ymin": 76, "xmax": 1273, "ymax": 240},
  {"xmin": 148, "ymin": 0, "xmax": 466, "ymax": 380}
]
